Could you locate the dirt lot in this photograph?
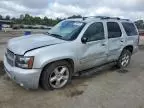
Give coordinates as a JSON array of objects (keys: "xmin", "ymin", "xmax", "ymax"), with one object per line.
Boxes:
[{"xmin": 1, "ymin": 31, "xmax": 144, "ymax": 108}]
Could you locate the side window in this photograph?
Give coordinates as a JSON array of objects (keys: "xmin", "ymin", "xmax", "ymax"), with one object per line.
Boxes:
[
  {"xmin": 107, "ymin": 22, "xmax": 122, "ymax": 38},
  {"xmin": 84, "ymin": 22, "xmax": 104, "ymax": 42},
  {"xmin": 122, "ymin": 22, "xmax": 138, "ymax": 36}
]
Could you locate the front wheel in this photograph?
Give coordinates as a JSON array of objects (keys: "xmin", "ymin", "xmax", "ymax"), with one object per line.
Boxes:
[
  {"xmin": 117, "ymin": 49, "xmax": 131, "ymax": 68},
  {"xmin": 40, "ymin": 61, "xmax": 72, "ymax": 90}
]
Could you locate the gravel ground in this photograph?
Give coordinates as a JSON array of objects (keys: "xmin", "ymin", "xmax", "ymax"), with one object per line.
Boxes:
[
  {"xmin": 0, "ymin": 31, "xmax": 144, "ymax": 108},
  {"xmin": 0, "ymin": 50, "xmax": 144, "ymax": 108}
]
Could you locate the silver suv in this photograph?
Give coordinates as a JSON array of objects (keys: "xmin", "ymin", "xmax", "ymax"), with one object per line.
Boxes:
[{"xmin": 4, "ymin": 16, "xmax": 139, "ymax": 90}]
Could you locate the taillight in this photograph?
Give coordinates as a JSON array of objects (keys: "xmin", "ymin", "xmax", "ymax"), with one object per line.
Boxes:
[{"xmin": 138, "ymin": 35, "xmax": 140, "ymax": 45}]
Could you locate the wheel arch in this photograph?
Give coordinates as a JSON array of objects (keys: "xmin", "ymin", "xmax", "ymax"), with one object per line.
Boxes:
[
  {"xmin": 123, "ymin": 45, "xmax": 133, "ymax": 53},
  {"xmin": 41, "ymin": 58, "xmax": 75, "ymax": 71},
  {"xmin": 39, "ymin": 58, "xmax": 75, "ymax": 85}
]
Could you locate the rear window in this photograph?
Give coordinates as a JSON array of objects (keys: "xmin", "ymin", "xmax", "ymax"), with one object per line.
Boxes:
[
  {"xmin": 107, "ymin": 22, "xmax": 122, "ymax": 38},
  {"xmin": 122, "ymin": 22, "xmax": 138, "ymax": 36}
]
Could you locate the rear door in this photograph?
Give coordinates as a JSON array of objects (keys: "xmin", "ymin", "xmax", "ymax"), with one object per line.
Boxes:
[{"xmin": 106, "ymin": 22, "xmax": 124, "ymax": 61}]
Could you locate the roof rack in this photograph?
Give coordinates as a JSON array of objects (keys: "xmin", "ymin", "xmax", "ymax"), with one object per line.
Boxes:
[
  {"xmin": 120, "ymin": 19, "xmax": 130, "ymax": 21},
  {"xmin": 84, "ymin": 16, "xmax": 130, "ymax": 21}
]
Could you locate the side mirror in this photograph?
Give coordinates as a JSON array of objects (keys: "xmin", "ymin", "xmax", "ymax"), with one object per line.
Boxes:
[{"xmin": 81, "ymin": 37, "xmax": 88, "ymax": 44}]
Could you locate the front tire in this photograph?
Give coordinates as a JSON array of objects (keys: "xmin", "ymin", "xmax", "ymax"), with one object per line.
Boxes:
[
  {"xmin": 40, "ymin": 61, "xmax": 72, "ymax": 90},
  {"xmin": 117, "ymin": 49, "xmax": 131, "ymax": 68}
]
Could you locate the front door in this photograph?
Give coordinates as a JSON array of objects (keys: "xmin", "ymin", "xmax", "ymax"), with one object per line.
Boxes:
[{"xmin": 79, "ymin": 22, "xmax": 107, "ymax": 71}]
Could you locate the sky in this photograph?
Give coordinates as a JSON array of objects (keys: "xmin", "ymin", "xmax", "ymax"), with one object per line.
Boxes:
[{"xmin": 0, "ymin": 0, "xmax": 144, "ymax": 21}]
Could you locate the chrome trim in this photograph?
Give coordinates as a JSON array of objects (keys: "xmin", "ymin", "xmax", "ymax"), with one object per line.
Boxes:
[{"xmin": 6, "ymin": 49, "xmax": 15, "ymax": 66}]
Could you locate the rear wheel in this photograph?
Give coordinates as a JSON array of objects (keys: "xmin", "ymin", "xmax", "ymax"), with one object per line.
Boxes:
[
  {"xmin": 40, "ymin": 61, "xmax": 72, "ymax": 90},
  {"xmin": 117, "ymin": 49, "xmax": 131, "ymax": 68}
]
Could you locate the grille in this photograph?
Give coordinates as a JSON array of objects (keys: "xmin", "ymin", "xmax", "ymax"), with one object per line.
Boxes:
[{"xmin": 6, "ymin": 49, "xmax": 15, "ymax": 66}]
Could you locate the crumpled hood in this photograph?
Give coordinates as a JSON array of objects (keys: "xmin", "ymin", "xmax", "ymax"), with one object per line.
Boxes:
[{"xmin": 7, "ymin": 34, "xmax": 66, "ymax": 55}]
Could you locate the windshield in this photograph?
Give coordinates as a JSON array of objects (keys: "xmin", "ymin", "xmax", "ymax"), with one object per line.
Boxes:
[{"xmin": 48, "ymin": 20, "xmax": 85, "ymax": 41}]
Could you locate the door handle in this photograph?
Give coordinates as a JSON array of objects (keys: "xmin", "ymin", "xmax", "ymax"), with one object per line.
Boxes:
[
  {"xmin": 101, "ymin": 43, "xmax": 106, "ymax": 46},
  {"xmin": 120, "ymin": 40, "xmax": 124, "ymax": 42},
  {"xmin": 120, "ymin": 38, "xmax": 125, "ymax": 42}
]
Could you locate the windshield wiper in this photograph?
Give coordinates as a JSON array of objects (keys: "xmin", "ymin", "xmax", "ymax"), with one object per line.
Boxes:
[
  {"xmin": 50, "ymin": 33, "xmax": 63, "ymax": 38},
  {"xmin": 44, "ymin": 32, "xmax": 50, "ymax": 35},
  {"xmin": 44, "ymin": 32, "xmax": 64, "ymax": 40}
]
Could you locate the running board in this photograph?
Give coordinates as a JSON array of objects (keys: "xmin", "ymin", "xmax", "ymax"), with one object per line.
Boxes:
[{"xmin": 74, "ymin": 61, "xmax": 116, "ymax": 76}]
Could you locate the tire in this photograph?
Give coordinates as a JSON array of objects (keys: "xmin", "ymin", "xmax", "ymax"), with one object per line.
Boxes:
[
  {"xmin": 117, "ymin": 49, "xmax": 132, "ymax": 68},
  {"xmin": 40, "ymin": 61, "xmax": 72, "ymax": 90}
]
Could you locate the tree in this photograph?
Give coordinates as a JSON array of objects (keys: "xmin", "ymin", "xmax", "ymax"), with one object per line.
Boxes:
[
  {"xmin": 11, "ymin": 17, "xmax": 16, "ymax": 21},
  {"xmin": 135, "ymin": 20, "xmax": 144, "ymax": 29},
  {"xmin": 0, "ymin": 14, "xmax": 84, "ymax": 26},
  {"xmin": 5, "ymin": 15, "xmax": 10, "ymax": 20},
  {"xmin": 20, "ymin": 14, "xmax": 24, "ymax": 20},
  {"xmin": 0, "ymin": 15, "xmax": 2, "ymax": 20},
  {"xmin": 44, "ymin": 16, "xmax": 48, "ymax": 20},
  {"xmin": 25, "ymin": 14, "xmax": 30, "ymax": 19},
  {"xmin": 23, "ymin": 14, "xmax": 32, "ymax": 24},
  {"xmin": 67, "ymin": 15, "xmax": 82, "ymax": 19},
  {"xmin": 34, "ymin": 17, "xmax": 41, "ymax": 25}
]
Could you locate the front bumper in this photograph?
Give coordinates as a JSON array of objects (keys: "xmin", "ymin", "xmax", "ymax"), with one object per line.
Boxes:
[{"xmin": 4, "ymin": 55, "xmax": 42, "ymax": 89}]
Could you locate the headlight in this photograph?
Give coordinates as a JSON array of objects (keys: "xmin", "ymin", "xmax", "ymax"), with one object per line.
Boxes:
[{"xmin": 15, "ymin": 56, "xmax": 34, "ymax": 69}]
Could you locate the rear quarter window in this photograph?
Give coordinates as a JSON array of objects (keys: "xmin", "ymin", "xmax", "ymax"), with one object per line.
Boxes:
[{"xmin": 122, "ymin": 22, "xmax": 138, "ymax": 36}]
